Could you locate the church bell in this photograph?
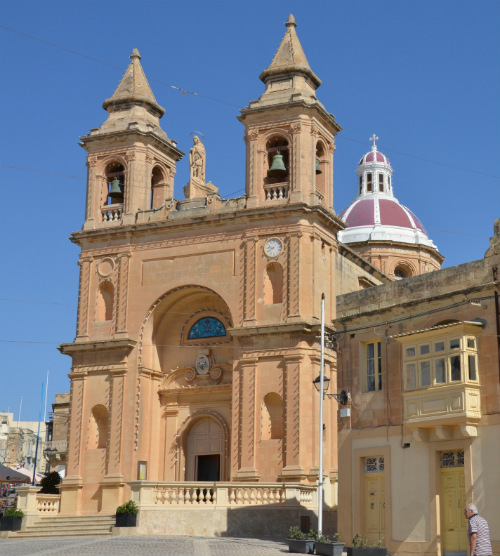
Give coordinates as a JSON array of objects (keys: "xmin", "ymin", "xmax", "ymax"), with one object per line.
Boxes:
[
  {"xmin": 267, "ymin": 153, "xmax": 287, "ymax": 178},
  {"xmin": 316, "ymin": 159, "xmax": 322, "ymax": 175},
  {"xmin": 108, "ymin": 178, "xmax": 124, "ymax": 201}
]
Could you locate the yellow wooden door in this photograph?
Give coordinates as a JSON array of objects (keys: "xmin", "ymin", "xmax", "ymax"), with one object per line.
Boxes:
[
  {"xmin": 441, "ymin": 467, "xmax": 467, "ymax": 552},
  {"xmin": 365, "ymin": 473, "xmax": 386, "ymax": 544}
]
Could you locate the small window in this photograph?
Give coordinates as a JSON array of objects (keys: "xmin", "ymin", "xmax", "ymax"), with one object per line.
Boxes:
[
  {"xmin": 467, "ymin": 338, "xmax": 476, "ymax": 349},
  {"xmin": 366, "ymin": 173, "xmax": 373, "ymax": 192},
  {"xmin": 405, "ymin": 363, "xmax": 416, "ymax": 389},
  {"xmin": 365, "ymin": 456, "xmax": 384, "ymax": 473},
  {"xmin": 406, "ymin": 347, "xmax": 416, "ymax": 358},
  {"xmin": 450, "ymin": 339, "xmax": 460, "ymax": 349},
  {"xmin": 378, "ymin": 174, "xmax": 384, "ymax": 191},
  {"xmin": 420, "ymin": 344, "xmax": 430, "ymax": 355},
  {"xmin": 365, "ymin": 341, "xmax": 382, "ymax": 392}
]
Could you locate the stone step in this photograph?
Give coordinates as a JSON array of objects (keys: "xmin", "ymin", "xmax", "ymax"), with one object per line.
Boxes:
[{"xmin": 15, "ymin": 515, "xmax": 115, "ymax": 538}]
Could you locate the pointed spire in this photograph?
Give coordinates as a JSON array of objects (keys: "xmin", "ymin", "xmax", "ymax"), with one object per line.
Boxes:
[
  {"xmin": 259, "ymin": 14, "xmax": 321, "ymax": 89},
  {"xmin": 102, "ymin": 49, "xmax": 165, "ymax": 118}
]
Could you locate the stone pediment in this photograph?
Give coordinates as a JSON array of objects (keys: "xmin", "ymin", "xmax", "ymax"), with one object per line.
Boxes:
[{"xmin": 159, "ymin": 363, "xmax": 232, "ymax": 392}]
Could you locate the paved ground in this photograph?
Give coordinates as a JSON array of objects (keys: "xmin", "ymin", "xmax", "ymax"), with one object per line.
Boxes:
[{"xmin": 0, "ymin": 535, "xmax": 290, "ymax": 556}]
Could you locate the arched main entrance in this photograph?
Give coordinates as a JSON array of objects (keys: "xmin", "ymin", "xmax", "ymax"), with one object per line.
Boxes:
[{"xmin": 185, "ymin": 417, "xmax": 224, "ymax": 481}]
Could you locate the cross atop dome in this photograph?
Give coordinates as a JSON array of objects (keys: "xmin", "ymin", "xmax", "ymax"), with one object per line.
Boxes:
[{"xmin": 370, "ymin": 134, "xmax": 379, "ymax": 151}]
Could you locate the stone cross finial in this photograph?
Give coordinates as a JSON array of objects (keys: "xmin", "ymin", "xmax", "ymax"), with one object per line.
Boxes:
[{"xmin": 369, "ymin": 134, "xmax": 379, "ymax": 151}]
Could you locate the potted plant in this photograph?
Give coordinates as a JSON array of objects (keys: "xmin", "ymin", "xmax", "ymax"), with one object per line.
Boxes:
[
  {"xmin": 346, "ymin": 533, "xmax": 386, "ymax": 556},
  {"xmin": 115, "ymin": 499, "xmax": 138, "ymax": 527},
  {"xmin": 287, "ymin": 526, "xmax": 316, "ymax": 554},
  {"xmin": 0, "ymin": 508, "xmax": 24, "ymax": 531},
  {"xmin": 315, "ymin": 533, "xmax": 345, "ymax": 556}
]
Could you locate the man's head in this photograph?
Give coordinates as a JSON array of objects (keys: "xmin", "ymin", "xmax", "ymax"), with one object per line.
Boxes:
[{"xmin": 464, "ymin": 503, "xmax": 478, "ymax": 519}]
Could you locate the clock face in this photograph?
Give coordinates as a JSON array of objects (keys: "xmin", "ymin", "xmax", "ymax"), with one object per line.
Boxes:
[{"xmin": 265, "ymin": 238, "xmax": 283, "ymax": 258}]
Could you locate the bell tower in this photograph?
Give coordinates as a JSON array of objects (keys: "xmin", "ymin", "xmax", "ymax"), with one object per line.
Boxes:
[
  {"xmin": 80, "ymin": 49, "xmax": 183, "ymax": 230},
  {"xmin": 239, "ymin": 15, "xmax": 341, "ymax": 210}
]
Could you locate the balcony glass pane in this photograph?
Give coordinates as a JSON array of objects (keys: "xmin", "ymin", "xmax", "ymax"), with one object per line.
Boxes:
[
  {"xmin": 420, "ymin": 361, "xmax": 431, "ymax": 386},
  {"xmin": 406, "ymin": 363, "xmax": 416, "ymax": 389},
  {"xmin": 435, "ymin": 358, "xmax": 446, "ymax": 383},
  {"xmin": 450, "ymin": 355, "xmax": 461, "ymax": 381},
  {"xmin": 467, "ymin": 338, "xmax": 476, "ymax": 349},
  {"xmin": 420, "ymin": 344, "xmax": 430, "ymax": 355},
  {"xmin": 406, "ymin": 347, "xmax": 416, "ymax": 358},
  {"xmin": 468, "ymin": 355, "xmax": 477, "ymax": 380},
  {"xmin": 450, "ymin": 339, "xmax": 460, "ymax": 349},
  {"xmin": 434, "ymin": 341, "xmax": 445, "ymax": 352}
]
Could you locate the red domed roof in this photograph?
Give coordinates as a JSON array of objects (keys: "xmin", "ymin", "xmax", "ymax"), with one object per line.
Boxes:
[
  {"xmin": 339, "ymin": 198, "xmax": 427, "ymax": 234},
  {"xmin": 359, "ymin": 151, "xmax": 390, "ymax": 165}
]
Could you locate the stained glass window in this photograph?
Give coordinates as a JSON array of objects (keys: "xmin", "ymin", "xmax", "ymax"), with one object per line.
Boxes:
[{"xmin": 188, "ymin": 317, "xmax": 226, "ymax": 339}]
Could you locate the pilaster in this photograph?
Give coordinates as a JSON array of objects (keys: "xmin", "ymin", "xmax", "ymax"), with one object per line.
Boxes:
[{"xmin": 76, "ymin": 257, "xmax": 93, "ymax": 339}]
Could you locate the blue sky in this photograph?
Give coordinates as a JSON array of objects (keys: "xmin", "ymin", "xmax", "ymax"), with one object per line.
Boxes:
[{"xmin": 1, "ymin": 1, "xmax": 499, "ymax": 421}]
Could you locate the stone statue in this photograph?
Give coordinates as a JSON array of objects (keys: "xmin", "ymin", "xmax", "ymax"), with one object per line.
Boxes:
[{"xmin": 189, "ymin": 136, "xmax": 206, "ymax": 182}]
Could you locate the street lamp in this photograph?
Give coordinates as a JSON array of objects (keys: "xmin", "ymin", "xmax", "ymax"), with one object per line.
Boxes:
[{"xmin": 313, "ymin": 295, "xmax": 348, "ymax": 535}]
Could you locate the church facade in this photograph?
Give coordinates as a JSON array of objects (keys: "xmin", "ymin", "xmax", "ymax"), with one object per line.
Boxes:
[{"xmin": 56, "ymin": 14, "xmax": 500, "ymax": 552}]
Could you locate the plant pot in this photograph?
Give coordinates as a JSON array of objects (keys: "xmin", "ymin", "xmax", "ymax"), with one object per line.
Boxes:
[
  {"xmin": 288, "ymin": 539, "xmax": 315, "ymax": 554},
  {"xmin": 115, "ymin": 512, "xmax": 137, "ymax": 527},
  {"xmin": 346, "ymin": 547, "xmax": 386, "ymax": 556},
  {"xmin": 0, "ymin": 516, "xmax": 22, "ymax": 531},
  {"xmin": 316, "ymin": 542, "xmax": 345, "ymax": 556}
]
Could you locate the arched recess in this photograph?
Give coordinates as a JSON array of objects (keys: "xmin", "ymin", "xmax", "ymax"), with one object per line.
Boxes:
[
  {"xmin": 173, "ymin": 410, "xmax": 230, "ymax": 481},
  {"xmin": 96, "ymin": 281, "xmax": 114, "ymax": 321},
  {"xmin": 264, "ymin": 263, "xmax": 283, "ymax": 304},
  {"xmin": 139, "ymin": 285, "xmax": 233, "ymax": 372},
  {"xmin": 88, "ymin": 404, "xmax": 108, "ymax": 449},
  {"xmin": 261, "ymin": 393, "xmax": 283, "ymax": 440}
]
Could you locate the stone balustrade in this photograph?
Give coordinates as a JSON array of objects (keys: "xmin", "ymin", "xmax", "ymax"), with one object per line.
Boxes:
[
  {"xmin": 36, "ymin": 493, "xmax": 61, "ymax": 514},
  {"xmin": 264, "ymin": 184, "xmax": 289, "ymax": 200},
  {"xmin": 101, "ymin": 204, "xmax": 123, "ymax": 222}
]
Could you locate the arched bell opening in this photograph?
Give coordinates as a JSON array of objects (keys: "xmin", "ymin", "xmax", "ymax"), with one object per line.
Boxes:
[
  {"xmin": 104, "ymin": 161, "xmax": 125, "ymax": 206},
  {"xmin": 150, "ymin": 165, "xmax": 166, "ymax": 209},
  {"xmin": 264, "ymin": 136, "xmax": 289, "ymax": 185},
  {"xmin": 315, "ymin": 141, "xmax": 327, "ymax": 203}
]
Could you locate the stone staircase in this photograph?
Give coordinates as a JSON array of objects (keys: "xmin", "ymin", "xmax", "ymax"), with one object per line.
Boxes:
[{"xmin": 15, "ymin": 514, "xmax": 115, "ymax": 538}]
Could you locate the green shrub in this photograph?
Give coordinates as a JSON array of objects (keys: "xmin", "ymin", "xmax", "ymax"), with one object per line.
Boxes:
[
  {"xmin": 39, "ymin": 471, "xmax": 61, "ymax": 494},
  {"xmin": 4, "ymin": 508, "xmax": 24, "ymax": 518},
  {"xmin": 116, "ymin": 500, "xmax": 138, "ymax": 515},
  {"xmin": 288, "ymin": 525, "xmax": 306, "ymax": 540}
]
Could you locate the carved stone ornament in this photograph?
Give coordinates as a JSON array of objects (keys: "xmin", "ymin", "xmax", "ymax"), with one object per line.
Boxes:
[
  {"xmin": 184, "ymin": 368, "xmax": 196, "ymax": 382},
  {"xmin": 96, "ymin": 257, "xmax": 116, "ymax": 278},
  {"xmin": 248, "ymin": 130, "xmax": 259, "ymax": 141},
  {"xmin": 291, "ymin": 123, "xmax": 302, "ymax": 134},
  {"xmin": 195, "ymin": 354, "xmax": 210, "ymax": 375},
  {"xmin": 209, "ymin": 366, "xmax": 223, "ymax": 383}
]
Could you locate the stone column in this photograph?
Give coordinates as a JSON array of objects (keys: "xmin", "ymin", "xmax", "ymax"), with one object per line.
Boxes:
[
  {"xmin": 234, "ymin": 358, "xmax": 259, "ymax": 480},
  {"xmin": 280, "ymin": 354, "xmax": 305, "ymax": 480},
  {"xmin": 59, "ymin": 372, "xmax": 86, "ymax": 514},
  {"xmin": 287, "ymin": 234, "xmax": 301, "ymax": 321},
  {"xmin": 100, "ymin": 369, "xmax": 126, "ymax": 512},
  {"xmin": 76, "ymin": 257, "xmax": 93, "ymax": 339},
  {"xmin": 115, "ymin": 253, "xmax": 130, "ymax": 338},
  {"xmin": 245, "ymin": 130, "xmax": 259, "ymax": 208},
  {"xmin": 243, "ymin": 238, "xmax": 257, "ymax": 325}
]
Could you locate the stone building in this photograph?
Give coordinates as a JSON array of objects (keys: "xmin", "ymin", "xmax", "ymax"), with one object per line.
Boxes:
[
  {"xmin": 335, "ymin": 221, "xmax": 500, "ymax": 555},
  {"xmin": 58, "ymin": 16, "xmax": 385, "ymax": 534},
  {"xmin": 44, "ymin": 393, "xmax": 70, "ymax": 475},
  {"xmin": 53, "ymin": 13, "xmax": 500, "ymax": 550}
]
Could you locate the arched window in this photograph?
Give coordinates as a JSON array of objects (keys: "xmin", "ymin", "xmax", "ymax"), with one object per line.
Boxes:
[
  {"xmin": 105, "ymin": 161, "xmax": 125, "ymax": 206},
  {"xmin": 264, "ymin": 263, "xmax": 283, "ymax": 304},
  {"xmin": 394, "ymin": 264, "xmax": 413, "ymax": 279},
  {"xmin": 88, "ymin": 405, "xmax": 108, "ymax": 449},
  {"xmin": 150, "ymin": 166, "xmax": 165, "ymax": 209},
  {"xmin": 96, "ymin": 281, "xmax": 114, "ymax": 321},
  {"xmin": 261, "ymin": 393, "xmax": 283, "ymax": 440},
  {"xmin": 188, "ymin": 317, "xmax": 226, "ymax": 339}
]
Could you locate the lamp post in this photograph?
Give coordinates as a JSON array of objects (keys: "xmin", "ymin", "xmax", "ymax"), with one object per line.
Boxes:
[{"xmin": 312, "ymin": 296, "xmax": 348, "ymax": 534}]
